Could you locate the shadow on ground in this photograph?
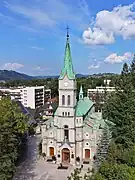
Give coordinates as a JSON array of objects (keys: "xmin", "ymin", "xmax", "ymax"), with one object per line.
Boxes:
[{"xmin": 13, "ymin": 135, "xmax": 40, "ymax": 180}]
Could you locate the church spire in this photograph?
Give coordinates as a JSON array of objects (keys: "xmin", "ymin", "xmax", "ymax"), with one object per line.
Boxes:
[
  {"xmin": 59, "ymin": 27, "xmax": 75, "ymax": 80},
  {"xmin": 79, "ymin": 85, "xmax": 84, "ymax": 100}
]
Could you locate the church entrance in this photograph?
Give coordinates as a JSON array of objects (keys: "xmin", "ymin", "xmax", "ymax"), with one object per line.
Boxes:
[
  {"xmin": 85, "ymin": 149, "xmax": 90, "ymax": 159},
  {"xmin": 62, "ymin": 148, "xmax": 70, "ymax": 163},
  {"xmin": 49, "ymin": 147, "xmax": 54, "ymax": 157}
]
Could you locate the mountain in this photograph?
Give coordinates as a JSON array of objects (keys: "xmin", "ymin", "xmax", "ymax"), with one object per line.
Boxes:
[
  {"xmin": 0, "ymin": 70, "xmax": 117, "ymax": 81},
  {"xmin": 35, "ymin": 74, "xmax": 89, "ymax": 79},
  {"xmin": 0, "ymin": 70, "xmax": 34, "ymax": 81}
]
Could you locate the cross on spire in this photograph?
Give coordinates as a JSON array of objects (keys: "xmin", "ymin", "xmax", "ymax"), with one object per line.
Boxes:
[{"xmin": 66, "ymin": 26, "xmax": 69, "ymax": 39}]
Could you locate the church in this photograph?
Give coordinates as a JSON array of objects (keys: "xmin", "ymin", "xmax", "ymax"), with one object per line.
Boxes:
[{"xmin": 41, "ymin": 32, "xmax": 105, "ymax": 165}]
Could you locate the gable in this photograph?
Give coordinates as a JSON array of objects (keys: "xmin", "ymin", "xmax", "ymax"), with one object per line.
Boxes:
[{"xmin": 59, "ymin": 142, "xmax": 72, "ymax": 148}]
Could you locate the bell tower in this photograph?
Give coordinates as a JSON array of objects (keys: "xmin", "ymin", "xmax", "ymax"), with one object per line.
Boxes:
[{"xmin": 55, "ymin": 29, "xmax": 77, "ymax": 166}]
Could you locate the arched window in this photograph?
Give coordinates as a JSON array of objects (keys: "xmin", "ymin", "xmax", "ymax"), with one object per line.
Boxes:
[
  {"xmin": 64, "ymin": 125, "xmax": 69, "ymax": 140},
  {"xmin": 68, "ymin": 112, "xmax": 70, "ymax": 116},
  {"xmin": 65, "ymin": 112, "xmax": 67, "ymax": 116},
  {"xmin": 67, "ymin": 95, "xmax": 70, "ymax": 105},
  {"xmin": 62, "ymin": 112, "xmax": 64, "ymax": 116},
  {"xmin": 62, "ymin": 95, "xmax": 65, "ymax": 105}
]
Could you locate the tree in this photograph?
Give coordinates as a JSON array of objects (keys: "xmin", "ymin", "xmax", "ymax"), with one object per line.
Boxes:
[
  {"xmin": 96, "ymin": 162, "xmax": 135, "ymax": 180},
  {"xmin": 91, "ymin": 62, "xmax": 135, "ymax": 179},
  {"xmin": 0, "ymin": 97, "xmax": 28, "ymax": 179},
  {"xmin": 130, "ymin": 54, "xmax": 135, "ymax": 73},
  {"xmin": 94, "ymin": 123, "xmax": 111, "ymax": 169},
  {"xmin": 130, "ymin": 54, "xmax": 135, "ymax": 88},
  {"xmin": 103, "ymin": 63, "xmax": 135, "ymax": 148}
]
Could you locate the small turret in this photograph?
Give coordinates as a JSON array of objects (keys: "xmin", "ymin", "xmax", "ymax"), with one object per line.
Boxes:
[{"xmin": 79, "ymin": 85, "xmax": 84, "ymax": 100}]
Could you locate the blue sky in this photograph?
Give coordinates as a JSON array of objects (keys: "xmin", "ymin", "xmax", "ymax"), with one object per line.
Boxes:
[{"xmin": 0, "ymin": 0, "xmax": 135, "ymax": 76}]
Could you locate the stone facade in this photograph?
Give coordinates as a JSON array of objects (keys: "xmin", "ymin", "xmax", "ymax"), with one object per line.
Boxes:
[{"xmin": 41, "ymin": 34, "xmax": 105, "ymax": 165}]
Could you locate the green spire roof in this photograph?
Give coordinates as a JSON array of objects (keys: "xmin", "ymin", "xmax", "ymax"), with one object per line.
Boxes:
[
  {"xmin": 79, "ymin": 85, "xmax": 84, "ymax": 100},
  {"xmin": 79, "ymin": 85, "xmax": 83, "ymax": 94},
  {"xmin": 59, "ymin": 33, "xmax": 75, "ymax": 80}
]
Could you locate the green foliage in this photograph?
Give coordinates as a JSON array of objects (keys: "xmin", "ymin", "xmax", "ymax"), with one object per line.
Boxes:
[
  {"xmin": 122, "ymin": 145, "xmax": 135, "ymax": 167},
  {"xmin": 68, "ymin": 168, "xmax": 82, "ymax": 180},
  {"xmin": 130, "ymin": 54, "xmax": 135, "ymax": 88},
  {"xmin": 0, "ymin": 97, "xmax": 28, "ymax": 179},
  {"xmin": 92, "ymin": 57, "xmax": 135, "ymax": 180},
  {"xmin": 1, "ymin": 75, "xmax": 118, "ymax": 100},
  {"xmin": 103, "ymin": 63, "xmax": 135, "ymax": 147},
  {"xmin": 130, "ymin": 54, "xmax": 135, "ymax": 73},
  {"xmin": 95, "ymin": 124, "xmax": 111, "ymax": 169},
  {"xmin": 97, "ymin": 162, "xmax": 135, "ymax": 180},
  {"xmin": 28, "ymin": 124, "xmax": 36, "ymax": 135}
]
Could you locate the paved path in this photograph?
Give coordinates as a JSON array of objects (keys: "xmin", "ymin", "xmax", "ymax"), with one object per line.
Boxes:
[{"xmin": 13, "ymin": 135, "xmax": 74, "ymax": 180}]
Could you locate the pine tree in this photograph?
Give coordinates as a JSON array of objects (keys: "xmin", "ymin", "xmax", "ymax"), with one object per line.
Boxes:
[
  {"xmin": 103, "ymin": 62, "xmax": 135, "ymax": 147},
  {"xmin": 130, "ymin": 54, "xmax": 135, "ymax": 73},
  {"xmin": 91, "ymin": 62, "xmax": 135, "ymax": 179},
  {"xmin": 94, "ymin": 124, "xmax": 111, "ymax": 170},
  {"xmin": 130, "ymin": 54, "xmax": 135, "ymax": 88},
  {"xmin": 117, "ymin": 62, "xmax": 132, "ymax": 92}
]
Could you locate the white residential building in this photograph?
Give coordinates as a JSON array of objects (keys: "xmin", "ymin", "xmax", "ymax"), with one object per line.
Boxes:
[
  {"xmin": 0, "ymin": 86, "xmax": 45, "ymax": 109},
  {"xmin": 87, "ymin": 86, "xmax": 115, "ymax": 112},
  {"xmin": 87, "ymin": 86, "xmax": 115, "ymax": 97},
  {"xmin": 20, "ymin": 86, "xmax": 44, "ymax": 109}
]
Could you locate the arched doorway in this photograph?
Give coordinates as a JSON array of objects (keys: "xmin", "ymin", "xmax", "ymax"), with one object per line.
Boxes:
[
  {"xmin": 49, "ymin": 147, "xmax": 54, "ymax": 157},
  {"xmin": 85, "ymin": 149, "xmax": 90, "ymax": 159},
  {"xmin": 62, "ymin": 148, "xmax": 70, "ymax": 163}
]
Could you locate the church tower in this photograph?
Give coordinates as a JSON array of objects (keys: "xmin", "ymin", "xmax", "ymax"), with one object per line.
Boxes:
[
  {"xmin": 58, "ymin": 30, "xmax": 77, "ymax": 113},
  {"xmin": 54, "ymin": 30, "xmax": 77, "ymax": 165}
]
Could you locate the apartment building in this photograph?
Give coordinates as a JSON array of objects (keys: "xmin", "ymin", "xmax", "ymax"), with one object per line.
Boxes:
[
  {"xmin": 0, "ymin": 86, "xmax": 47, "ymax": 109},
  {"xmin": 87, "ymin": 86, "xmax": 115, "ymax": 112},
  {"xmin": 44, "ymin": 89, "xmax": 51, "ymax": 102},
  {"xmin": 20, "ymin": 86, "xmax": 44, "ymax": 109},
  {"xmin": 87, "ymin": 86, "xmax": 115, "ymax": 102}
]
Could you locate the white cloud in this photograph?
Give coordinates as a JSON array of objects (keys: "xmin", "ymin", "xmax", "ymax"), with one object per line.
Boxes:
[
  {"xmin": 88, "ymin": 63, "xmax": 100, "ymax": 69},
  {"xmin": 33, "ymin": 66, "xmax": 51, "ymax": 71},
  {"xmin": 104, "ymin": 52, "xmax": 132, "ymax": 64},
  {"xmin": 83, "ymin": 3, "xmax": 135, "ymax": 45},
  {"xmin": 30, "ymin": 46, "xmax": 44, "ymax": 50},
  {"xmin": 3, "ymin": 0, "xmax": 90, "ymax": 34},
  {"xmin": 1, "ymin": 63, "xmax": 24, "ymax": 70},
  {"xmin": 83, "ymin": 28, "xmax": 115, "ymax": 45},
  {"xmin": 5, "ymin": 2, "xmax": 55, "ymax": 27}
]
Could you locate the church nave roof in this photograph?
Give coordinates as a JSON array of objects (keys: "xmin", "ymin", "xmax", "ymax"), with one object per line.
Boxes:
[{"xmin": 75, "ymin": 97, "xmax": 93, "ymax": 117}]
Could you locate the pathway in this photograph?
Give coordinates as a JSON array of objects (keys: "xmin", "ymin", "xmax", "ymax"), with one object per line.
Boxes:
[{"xmin": 13, "ymin": 135, "xmax": 74, "ymax": 180}]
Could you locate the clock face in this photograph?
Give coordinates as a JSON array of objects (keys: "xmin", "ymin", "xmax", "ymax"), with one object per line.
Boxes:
[{"xmin": 64, "ymin": 82, "xmax": 68, "ymax": 87}]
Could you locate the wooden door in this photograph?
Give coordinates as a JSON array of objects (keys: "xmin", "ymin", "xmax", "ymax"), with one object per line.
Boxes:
[
  {"xmin": 62, "ymin": 148, "xmax": 70, "ymax": 163},
  {"xmin": 49, "ymin": 147, "xmax": 54, "ymax": 156},
  {"xmin": 85, "ymin": 149, "xmax": 90, "ymax": 159}
]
